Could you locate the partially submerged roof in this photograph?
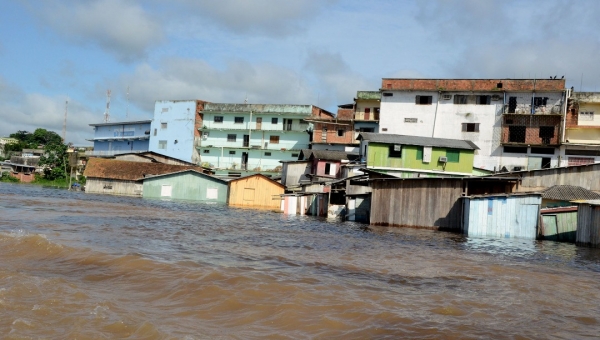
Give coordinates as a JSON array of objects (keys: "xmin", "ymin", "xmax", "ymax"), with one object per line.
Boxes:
[
  {"xmin": 357, "ymin": 133, "xmax": 479, "ymax": 150},
  {"xmin": 542, "ymin": 185, "xmax": 600, "ymax": 201},
  {"xmin": 227, "ymin": 173, "xmax": 285, "ymax": 188},
  {"xmin": 83, "ymin": 158, "xmax": 204, "ymax": 181}
]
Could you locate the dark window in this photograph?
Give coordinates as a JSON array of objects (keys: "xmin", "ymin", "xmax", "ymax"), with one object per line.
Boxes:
[
  {"xmin": 497, "ymin": 82, "xmax": 503, "ymax": 88},
  {"xmin": 264, "ymin": 152, "xmax": 271, "ymax": 156},
  {"xmin": 533, "ymin": 97, "xmax": 548, "ymax": 108},
  {"xmin": 531, "ymin": 147, "xmax": 555, "ymax": 155},
  {"xmin": 365, "ymin": 108, "xmax": 370, "ymax": 113},
  {"xmin": 291, "ymin": 153, "xmax": 299, "ymax": 157},
  {"xmin": 462, "ymin": 123, "xmax": 480, "ymax": 132},
  {"xmin": 566, "ymin": 149, "xmax": 600, "ymax": 156},
  {"xmin": 446, "ymin": 149, "xmax": 460, "ymax": 163},
  {"xmin": 416, "ymin": 147, "xmax": 423, "ymax": 161},
  {"xmin": 203, "ymin": 149, "xmax": 210, "ymax": 154},
  {"xmin": 476, "ymin": 95, "xmax": 491, "ymax": 105},
  {"xmin": 389, "ymin": 145, "xmax": 402, "ymax": 158},
  {"xmin": 359, "ymin": 127, "xmax": 375, "ymax": 132},
  {"xmin": 508, "ymin": 126, "xmax": 526, "ymax": 143},
  {"xmin": 508, "ymin": 97, "xmax": 517, "ymax": 113},
  {"xmin": 214, "ymin": 116, "xmax": 223, "ymax": 123},
  {"xmin": 229, "ymin": 150, "xmax": 236, "ymax": 155},
  {"xmin": 382, "ymin": 92, "xmax": 393, "ymax": 97},
  {"xmin": 227, "ymin": 134, "xmax": 236, "ymax": 142},
  {"xmin": 504, "ymin": 146, "xmax": 528, "ymax": 153},
  {"xmin": 269, "ymin": 135, "xmax": 280, "ymax": 144},
  {"xmin": 337, "ymin": 129, "xmax": 345, "ymax": 137},
  {"xmin": 505, "ymin": 118, "xmax": 514, "ymax": 124},
  {"xmin": 454, "ymin": 95, "xmax": 468, "ymax": 104},
  {"xmin": 272, "ymin": 117, "xmax": 278, "ymax": 124},
  {"xmin": 539, "ymin": 126, "xmax": 555, "ymax": 138},
  {"xmin": 234, "ymin": 117, "xmax": 244, "ymax": 124},
  {"xmin": 415, "ymin": 95, "xmax": 433, "ymax": 105},
  {"xmin": 325, "ymin": 163, "xmax": 331, "ymax": 174}
]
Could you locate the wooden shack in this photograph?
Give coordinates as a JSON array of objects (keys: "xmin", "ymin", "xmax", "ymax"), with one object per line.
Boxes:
[
  {"xmin": 143, "ymin": 169, "xmax": 228, "ymax": 203},
  {"xmin": 228, "ymin": 174, "xmax": 284, "ymax": 210},
  {"xmin": 576, "ymin": 201, "xmax": 600, "ymax": 248}
]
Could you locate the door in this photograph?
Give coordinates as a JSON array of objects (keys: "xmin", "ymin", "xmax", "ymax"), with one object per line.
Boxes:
[
  {"xmin": 508, "ymin": 97, "xmax": 517, "ymax": 113},
  {"xmin": 256, "ymin": 117, "xmax": 262, "ymax": 130},
  {"xmin": 241, "ymin": 152, "xmax": 248, "ymax": 170},
  {"xmin": 527, "ymin": 157, "xmax": 542, "ymax": 170},
  {"xmin": 243, "ymin": 135, "xmax": 250, "ymax": 147},
  {"xmin": 364, "ymin": 108, "xmax": 370, "ymax": 120},
  {"xmin": 541, "ymin": 157, "xmax": 551, "ymax": 169}
]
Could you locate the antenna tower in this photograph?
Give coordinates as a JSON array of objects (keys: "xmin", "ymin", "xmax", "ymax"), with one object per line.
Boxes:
[
  {"xmin": 62, "ymin": 99, "xmax": 68, "ymax": 142},
  {"xmin": 104, "ymin": 89, "xmax": 111, "ymax": 123}
]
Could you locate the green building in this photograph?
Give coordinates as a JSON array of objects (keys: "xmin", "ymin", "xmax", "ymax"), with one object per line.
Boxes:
[
  {"xmin": 357, "ymin": 133, "xmax": 479, "ymax": 177},
  {"xmin": 143, "ymin": 169, "xmax": 229, "ymax": 203}
]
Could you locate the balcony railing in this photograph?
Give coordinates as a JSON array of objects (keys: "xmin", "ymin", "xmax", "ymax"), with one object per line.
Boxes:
[{"xmin": 504, "ymin": 104, "xmax": 562, "ymax": 115}]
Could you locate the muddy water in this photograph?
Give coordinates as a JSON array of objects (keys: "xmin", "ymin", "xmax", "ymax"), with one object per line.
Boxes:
[{"xmin": 1, "ymin": 183, "xmax": 599, "ymax": 339}]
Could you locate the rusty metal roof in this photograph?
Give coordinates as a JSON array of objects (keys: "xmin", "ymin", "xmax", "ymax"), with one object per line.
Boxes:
[{"xmin": 83, "ymin": 158, "xmax": 205, "ymax": 181}]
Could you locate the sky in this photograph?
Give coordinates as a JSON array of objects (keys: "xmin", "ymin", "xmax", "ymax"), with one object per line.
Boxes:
[{"xmin": 1, "ymin": 0, "xmax": 600, "ymax": 145}]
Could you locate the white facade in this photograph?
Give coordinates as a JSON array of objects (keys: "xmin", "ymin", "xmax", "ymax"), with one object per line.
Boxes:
[{"xmin": 379, "ymin": 89, "xmax": 565, "ymax": 171}]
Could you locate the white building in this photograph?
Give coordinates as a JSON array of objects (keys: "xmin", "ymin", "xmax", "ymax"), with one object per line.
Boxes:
[{"xmin": 378, "ymin": 78, "xmax": 567, "ymax": 171}]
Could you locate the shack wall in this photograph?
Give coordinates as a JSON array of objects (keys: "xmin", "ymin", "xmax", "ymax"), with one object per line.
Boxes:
[
  {"xmin": 86, "ymin": 178, "xmax": 143, "ymax": 196},
  {"xmin": 576, "ymin": 204, "xmax": 600, "ymax": 247},
  {"xmin": 229, "ymin": 175, "xmax": 284, "ymax": 209},
  {"xmin": 142, "ymin": 172, "xmax": 228, "ymax": 203}
]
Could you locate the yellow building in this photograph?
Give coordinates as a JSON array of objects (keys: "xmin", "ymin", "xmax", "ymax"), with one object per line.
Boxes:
[
  {"xmin": 563, "ymin": 92, "xmax": 600, "ymax": 166},
  {"xmin": 228, "ymin": 174, "xmax": 284, "ymax": 210}
]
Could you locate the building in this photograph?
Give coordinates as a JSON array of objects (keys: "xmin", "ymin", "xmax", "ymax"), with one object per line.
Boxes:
[
  {"xmin": 353, "ymin": 91, "xmax": 380, "ymax": 134},
  {"xmin": 357, "ymin": 132, "xmax": 479, "ymax": 177},
  {"xmin": 142, "ymin": 169, "xmax": 228, "ymax": 203},
  {"xmin": 378, "ymin": 78, "xmax": 567, "ymax": 171},
  {"xmin": 149, "ymin": 100, "xmax": 208, "ymax": 164},
  {"xmin": 562, "ymin": 92, "xmax": 600, "ymax": 166},
  {"xmin": 83, "ymin": 158, "xmax": 204, "ymax": 196},
  {"xmin": 308, "ymin": 105, "xmax": 357, "ymax": 152},
  {"xmin": 228, "ymin": 174, "xmax": 285, "ymax": 210},
  {"xmin": 88, "ymin": 120, "xmax": 152, "ymax": 157},
  {"xmin": 197, "ymin": 103, "xmax": 334, "ymax": 175},
  {"xmin": 0, "ymin": 137, "xmax": 19, "ymax": 158}
]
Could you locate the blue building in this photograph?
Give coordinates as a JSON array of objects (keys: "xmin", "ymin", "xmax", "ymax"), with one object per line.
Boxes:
[
  {"xmin": 149, "ymin": 100, "xmax": 207, "ymax": 164},
  {"xmin": 88, "ymin": 120, "xmax": 152, "ymax": 157}
]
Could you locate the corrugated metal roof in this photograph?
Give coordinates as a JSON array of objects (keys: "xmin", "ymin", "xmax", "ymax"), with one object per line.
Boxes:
[
  {"xmin": 542, "ymin": 185, "xmax": 600, "ymax": 201},
  {"xmin": 357, "ymin": 133, "xmax": 479, "ymax": 150}
]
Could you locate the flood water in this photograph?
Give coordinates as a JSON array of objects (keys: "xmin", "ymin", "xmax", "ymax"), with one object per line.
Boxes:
[{"xmin": 1, "ymin": 183, "xmax": 600, "ymax": 339}]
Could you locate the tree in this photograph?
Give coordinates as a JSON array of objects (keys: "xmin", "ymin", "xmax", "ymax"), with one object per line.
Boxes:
[{"xmin": 39, "ymin": 141, "xmax": 68, "ymax": 180}]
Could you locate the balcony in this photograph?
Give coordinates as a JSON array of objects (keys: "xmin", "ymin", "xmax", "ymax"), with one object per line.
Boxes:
[{"xmin": 503, "ymin": 104, "xmax": 562, "ymax": 115}]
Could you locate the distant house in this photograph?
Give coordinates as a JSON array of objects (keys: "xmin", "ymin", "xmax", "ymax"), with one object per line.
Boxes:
[
  {"xmin": 357, "ymin": 132, "xmax": 479, "ymax": 177},
  {"xmin": 88, "ymin": 120, "xmax": 152, "ymax": 157},
  {"xmin": 228, "ymin": 174, "xmax": 284, "ymax": 210},
  {"xmin": 83, "ymin": 158, "xmax": 205, "ymax": 196},
  {"xmin": 143, "ymin": 169, "xmax": 228, "ymax": 203}
]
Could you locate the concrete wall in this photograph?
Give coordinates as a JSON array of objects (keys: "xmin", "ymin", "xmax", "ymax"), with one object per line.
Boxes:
[{"xmin": 150, "ymin": 100, "xmax": 199, "ymax": 164}]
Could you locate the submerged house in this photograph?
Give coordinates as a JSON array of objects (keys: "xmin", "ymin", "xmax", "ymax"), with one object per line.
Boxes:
[
  {"xmin": 357, "ymin": 133, "xmax": 479, "ymax": 177},
  {"xmin": 228, "ymin": 174, "xmax": 285, "ymax": 210},
  {"xmin": 143, "ymin": 169, "xmax": 228, "ymax": 203},
  {"xmin": 83, "ymin": 158, "xmax": 204, "ymax": 196}
]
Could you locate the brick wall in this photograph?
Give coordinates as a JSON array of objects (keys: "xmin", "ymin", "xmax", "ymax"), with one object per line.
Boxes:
[
  {"xmin": 501, "ymin": 115, "xmax": 562, "ymax": 145},
  {"xmin": 313, "ymin": 122, "xmax": 356, "ymax": 144}
]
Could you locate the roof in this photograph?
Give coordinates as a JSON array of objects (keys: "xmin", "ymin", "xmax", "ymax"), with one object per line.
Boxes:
[
  {"xmin": 542, "ymin": 185, "xmax": 600, "ymax": 201},
  {"xmin": 356, "ymin": 91, "xmax": 381, "ymax": 100},
  {"xmin": 380, "ymin": 79, "xmax": 565, "ymax": 92},
  {"xmin": 143, "ymin": 169, "xmax": 227, "ymax": 183},
  {"xmin": 89, "ymin": 120, "xmax": 152, "ymax": 127},
  {"xmin": 357, "ymin": 133, "xmax": 479, "ymax": 150},
  {"xmin": 113, "ymin": 151, "xmax": 197, "ymax": 166},
  {"xmin": 83, "ymin": 158, "xmax": 204, "ymax": 181},
  {"xmin": 299, "ymin": 149, "xmax": 357, "ymax": 161},
  {"xmin": 202, "ymin": 103, "xmax": 334, "ymax": 118},
  {"xmin": 227, "ymin": 173, "xmax": 285, "ymax": 188}
]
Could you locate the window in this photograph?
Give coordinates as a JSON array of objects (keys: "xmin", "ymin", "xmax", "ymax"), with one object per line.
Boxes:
[
  {"xmin": 531, "ymin": 147, "xmax": 555, "ymax": 155},
  {"xmin": 476, "ymin": 95, "xmax": 491, "ymax": 105},
  {"xmin": 508, "ymin": 126, "xmax": 526, "ymax": 143},
  {"xmin": 264, "ymin": 152, "xmax": 271, "ymax": 156},
  {"xmin": 365, "ymin": 108, "xmax": 370, "ymax": 114},
  {"xmin": 416, "ymin": 147, "xmax": 423, "ymax": 161},
  {"xmin": 291, "ymin": 153, "xmax": 299, "ymax": 157},
  {"xmin": 405, "ymin": 118, "xmax": 418, "ymax": 123},
  {"xmin": 229, "ymin": 150, "xmax": 236, "ymax": 155},
  {"xmin": 446, "ymin": 149, "xmax": 460, "ymax": 162},
  {"xmin": 462, "ymin": 123, "xmax": 480, "ymax": 132},
  {"xmin": 539, "ymin": 126, "xmax": 555, "ymax": 144},
  {"xmin": 234, "ymin": 117, "xmax": 244, "ymax": 124},
  {"xmin": 389, "ymin": 144, "xmax": 402, "ymax": 158},
  {"xmin": 161, "ymin": 122, "xmax": 167, "ymax": 129},
  {"xmin": 203, "ymin": 149, "xmax": 210, "ymax": 154},
  {"xmin": 214, "ymin": 116, "xmax": 223, "ymax": 123},
  {"xmin": 382, "ymin": 92, "xmax": 393, "ymax": 97},
  {"xmin": 359, "ymin": 127, "xmax": 374, "ymax": 132},
  {"xmin": 269, "ymin": 135, "xmax": 280, "ymax": 144},
  {"xmin": 382, "ymin": 128, "xmax": 388, "ymax": 131},
  {"xmin": 272, "ymin": 117, "xmax": 278, "ymax": 124},
  {"xmin": 153, "ymin": 128, "xmax": 157, "ymax": 136},
  {"xmin": 161, "ymin": 108, "xmax": 169, "ymax": 113},
  {"xmin": 504, "ymin": 146, "xmax": 528, "ymax": 153},
  {"xmin": 206, "ymin": 188, "xmax": 218, "ymax": 200},
  {"xmin": 454, "ymin": 95, "xmax": 468, "ymax": 104},
  {"xmin": 158, "ymin": 140, "xmax": 167, "ymax": 149},
  {"xmin": 337, "ymin": 129, "xmax": 345, "ymax": 137},
  {"xmin": 227, "ymin": 134, "xmax": 237, "ymax": 142},
  {"xmin": 415, "ymin": 95, "xmax": 433, "ymax": 105},
  {"xmin": 533, "ymin": 97, "xmax": 548, "ymax": 108},
  {"xmin": 580, "ymin": 111, "xmax": 594, "ymax": 121}
]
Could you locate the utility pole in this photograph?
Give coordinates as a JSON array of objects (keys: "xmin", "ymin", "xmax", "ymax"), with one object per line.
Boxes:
[{"xmin": 104, "ymin": 89, "xmax": 111, "ymax": 123}]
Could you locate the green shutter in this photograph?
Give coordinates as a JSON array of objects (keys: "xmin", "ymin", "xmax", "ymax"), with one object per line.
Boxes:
[
  {"xmin": 416, "ymin": 147, "xmax": 423, "ymax": 161},
  {"xmin": 446, "ymin": 149, "xmax": 460, "ymax": 163}
]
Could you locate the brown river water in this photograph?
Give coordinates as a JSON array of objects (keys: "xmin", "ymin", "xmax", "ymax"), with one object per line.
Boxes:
[{"xmin": 1, "ymin": 183, "xmax": 600, "ymax": 339}]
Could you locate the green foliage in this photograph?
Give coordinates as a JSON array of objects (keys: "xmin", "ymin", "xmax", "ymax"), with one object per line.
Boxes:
[
  {"xmin": 9, "ymin": 128, "xmax": 63, "ymax": 149},
  {"xmin": 0, "ymin": 172, "xmax": 20, "ymax": 183},
  {"xmin": 39, "ymin": 142, "xmax": 68, "ymax": 180},
  {"xmin": 31, "ymin": 174, "xmax": 69, "ymax": 188}
]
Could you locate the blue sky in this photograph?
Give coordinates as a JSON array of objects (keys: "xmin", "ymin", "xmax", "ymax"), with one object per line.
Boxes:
[{"xmin": 1, "ymin": 0, "xmax": 600, "ymax": 145}]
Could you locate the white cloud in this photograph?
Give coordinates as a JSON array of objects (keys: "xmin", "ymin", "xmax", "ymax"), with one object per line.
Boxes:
[{"xmin": 27, "ymin": 0, "xmax": 164, "ymax": 62}]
